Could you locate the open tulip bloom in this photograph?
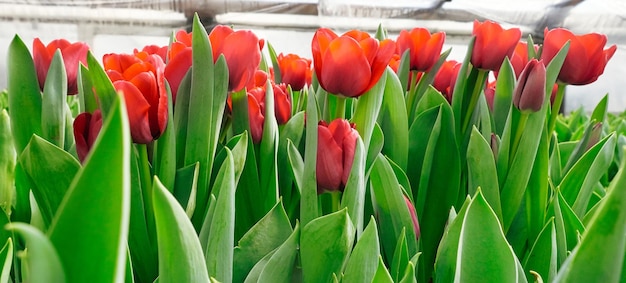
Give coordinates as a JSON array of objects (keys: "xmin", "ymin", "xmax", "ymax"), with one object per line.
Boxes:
[{"xmin": 2, "ymin": 15, "xmax": 626, "ymax": 283}]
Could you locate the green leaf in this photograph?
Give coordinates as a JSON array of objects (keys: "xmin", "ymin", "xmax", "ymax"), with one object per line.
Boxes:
[
  {"xmin": 152, "ymin": 176, "xmax": 210, "ymax": 283},
  {"xmin": 41, "ymin": 50, "xmax": 67, "ymax": 148},
  {"xmin": 343, "ymin": 217, "xmax": 380, "ymax": 283},
  {"xmin": 391, "ymin": 229, "xmax": 410, "ymax": 282},
  {"xmin": 7, "ymin": 35, "xmax": 42, "ymax": 153},
  {"xmin": 522, "ymin": 218, "xmax": 557, "ymax": 282},
  {"xmin": 407, "ymin": 48, "xmax": 451, "ymax": 123},
  {"xmin": 554, "ymin": 152, "xmax": 626, "ymax": 283},
  {"xmin": 555, "ymin": 191, "xmax": 585, "ymax": 252},
  {"xmin": 433, "ymin": 197, "xmax": 470, "ymax": 283},
  {"xmin": 256, "ymin": 222, "xmax": 300, "ymax": 282},
  {"xmin": 77, "ymin": 64, "xmax": 98, "ymax": 113},
  {"xmin": 0, "ymin": 110, "xmax": 15, "ymax": 215},
  {"xmin": 300, "ymin": 209, "xmax": 355, "ymax": 283},
  {"xmin": 0, "ymin": 238, "xmax": 12, "ymax": 283},
  {"xmin": 19, "ymin": 135, "xmax": 80, "ymax": 228},
  {"xmin": 7, "ymin": 223, "xmax": 64, "ymax": 283},
  {"xmin": 85, "ymin": 51, "xmax": 117, "ymax": 118},
  {"xmin": 48, "ymin": 94, "xmax": 130, "ymax": 283},
  {"xmin": 378, "ymin": 69, "xmax": 409, "ymax": 170},
  {"xmin": 173, "ymin": 163, "xmax": 199, "ymax": 217},
  {"xmin": 456, "ymin": 190, "xmax": 526, "ymax": 283},
  {"xmin": 174, "ymin": 68, "xmax": 192, "ymax": 168},
  {"xmin": 267, "ymin": 42, "xmax": 282, "ymax": 83},
  {"xmin": 493, "ymin": 58, "xmax": 515, "ymax": 136},
  {"xmin": 233, "ymin": 201, "xmax": 293, "ymax": 283},
  {"xmin": 258, "ymin": 81, "xmax": 280, "ymax": 214},
  {"xmin": 153, "ymin": 81, "xmax": 176, "ymax": 190},
  {"xmin": 370, "ymin": 155, "xmax": 417, "ymax": 262},
  {"xmin": 203, "ymin": 148, "xmax": 237, "ymax": 283},
  {"xmin": 352, "ymin": 69, "xmax": 387, "ymax": 149},
  {"xmin": 590, "ymin": 94, "xmax": 608, "ymax": 124},
  {"xmin": 300, "ymin": 86, "xmax": 319, "ymax": 227},
  {"xmin": 467, "ymin": 127, "xmax": 501, "ymax": 221},
  {"xmin": 372, "ymin": 256, "xmax": 394, "ymax": 283},
  {"xmin": 341, "ymin": 137, "xmax": 366, "ymax": 235},
  {"xmin": 399, "ymin": 262, "xmax": 417, "ymax": 283}
]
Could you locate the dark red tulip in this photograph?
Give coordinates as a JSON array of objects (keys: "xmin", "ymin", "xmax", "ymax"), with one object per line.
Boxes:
[
  {"xmin": 277, "ymin": 53, "xmax": 312, "ymax": 91},
  {"xmin": 312, "ymin": 28, "xmax": 395, "ymax": 97},
  {"xmin": 209, "ymin": 25, "xmax": 262, "ymax": 92},
  {"xmin": 433, "ymin": 60, "xmax": 462, "ymax": 103},
  {"xmin": 316, "ymin": 119, "xmax": 359, "ymax": 193},
  {"xmin": 541, "ymin": 28, "xmax": 616, "ymax": 85},
  {"xmin": 471, "ymin": 20, "xmax": 521, "ymax": 71},
  {"xmin": 396, "ymin": 28, "xmax": 445, "ymax": 72},
  {"xmin": 103, "ymin": 52, "xmax": 168, "ymax": 144},
  {"xmin": 404, "ymin": 195, "xmax": 420, "ymax": 239},
  {"xmin": 513, "ymin": 59, "xmax": 546, "ymax": 112},
  {"xmin": 33, "ymin": 38, "xmax": 89, "ymax": 95},
  {"xmin": 164, "ymin": 31, "xmax": 193, "ymax": 102},
  {"xmin": 484, "ymin": 80, "xmax": 496, "ymax": 111},
  {"xmin": 73, "ymin": 110, "xmax": 103, "ymax": 163}
]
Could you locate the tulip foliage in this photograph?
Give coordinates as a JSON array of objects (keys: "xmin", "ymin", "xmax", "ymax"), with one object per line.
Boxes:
[{"xmin": 1, "ymin": 14, "xmax": 625, "ymax": 283}]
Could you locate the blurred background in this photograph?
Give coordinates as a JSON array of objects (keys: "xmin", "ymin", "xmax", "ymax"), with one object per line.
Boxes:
[{"xmin": 1, "ymin": 0, "xmax": 624, "ymax": 112}]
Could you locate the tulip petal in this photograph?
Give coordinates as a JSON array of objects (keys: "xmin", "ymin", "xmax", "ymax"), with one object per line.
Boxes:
[
  {"xmin": 247, "ymin": 94, "xmax": 265, "ymax": 144},
  {"xmin": 273, "ymin": 84, "xmax": 292, "ymax": 125},
  {"xmin": 312, "ymin": 28, "xmax": 338, "ymax": 89},
  {"xmin": 316, "ymin": 125, "xmax": 344, "ymax": 192},
  {"xmin": 113, "ymin": 81, "xmax": 153, "ymax": 144},
  {"xmin": 220, "ymin": 30, "xmax": 261, "ymax": 92},
  {"xmin": 209, "ymin": 25, "xmax": 235, "ymax": 60},
  {"xmin": 61, "ymin": 42, "xmax": 89, "ymax": 94},
  {"xmin": 32, "ymin": 38, "xmax": 51, "ymax": 90},
  {"xmin": 164, "ymin": 47, "xmax": 192, "ymax": 102},
  {"xmin": 320, "ymin": 37, "xmax": 371, "ymax": 97},
  {"xmin": 364, "ymin": 39, "xmax": 395, "ymax": 94}
]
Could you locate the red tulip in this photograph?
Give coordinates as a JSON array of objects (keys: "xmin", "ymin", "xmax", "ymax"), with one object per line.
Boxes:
[
  {"xmin": 33, "ymin": 38, "xmax": 89, "ymax": 95},
  {"xmin": 136, "ymin": 45, "xmax": 167, "ymax": 63},
  {"xmin": 277, "ymin": 53, "xmax": 312, "ymax": 91},
  {"xmin": 484, "ymin": 80, "xmax": 496, "ymax": 111},
  {"xmin": 209, "ymin": 25, "xmax": 262, "ymax": 92},
  {"xmin": 316, "ymin": 119, "xmax": 359, "ymax": 193},
  {"xmin": 388, "ymin": 53, "xmax": 401, "ymax": 73},
  {"xmin": 541, "ymin": 28, "xmax": 616, "ymax": 85},
  {"xmin": 73, "ymin": 110, "xmax": 103, "ymax": 163},
  {"xmin": 433, "ymin": 60, "xmax": 462, "ymax": 103},
  {"xmin": 396, "ymin": 28, "xmax": 445, "ymax": 72},
  {"xmin": 312, "ymin": 28, "xmax": 395, "ymax": 97},
  {"xmin": 513, "ymin": 59, "xmax": 546, "ymax": 112},
  {"xmin": 509, "ymin": 42, "xmax": 539, "ymax": 78},
  {"xmin": 471, "ymin": 20, "xmax": 521, "ymax": 71},
  {"xmin": 404, "ymin": 195, "xmax": 420, "ymax": 239},
  {"xmin": 164, "ymin": 30, "xmax": 193, "ymax": 102},
  {"xmin": 103, "ymin": 52, "xmax": 168, "ymax": 144}
]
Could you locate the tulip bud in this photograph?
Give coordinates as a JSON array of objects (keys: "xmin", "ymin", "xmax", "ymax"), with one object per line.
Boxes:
[
  {"xmin": 316, "ymin": 119, "xmax": 359, "ymax": 193},
  {"xmin": 513, "ymin": 59, "xmax": 546, "ymax": 112},
  {"xmin": 404, "ymin": 195, "xmax": 421, "ymax": 239},
  {"xmin": 73, "ymin": 110, "xmax": 103, "ymax": 163}
]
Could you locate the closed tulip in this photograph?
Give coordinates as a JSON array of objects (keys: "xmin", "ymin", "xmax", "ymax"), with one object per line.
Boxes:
[
  {"xmin": 312, "ymin": 28, "xmax": 395, "ymax": 97},
  {"xmin": 404, "ymin": 195, "xmax": 421, "ymax": 239},
  {"xmin": 541, "ymin": 28, "xmax": 616, "ymax": 85},
  {"xmin": 471, "ymin": 20, "xmax": 521, "ymax": 71},
  {"xmin": 277, "ymin": 53, "xmax": 312, "ymax": 91},
  {"xmin": 103, "ymin": 52, "xmax": 168, "ymax": 144},
  {"xmin": 396, "ymin": 28, "xmax": 445, "ymax": 72},
  {"xmin": 433, "ymin": 60, "xmax": 461, "ymax": 103},
  {"xmin": 33, "ymin": 38, "xmax": 89, "ymax": 95},
  {"xmin": 209, "ymin": 25, "xmax": 262, "ymax": 92},
  {"xmin": 73, "ymin": 110, "xmax": 103, "ymax": 163},
  {"xmin": 513, "ymin": 59, "xmax": 546, "ymax": 112},
  {"xmin": 316, "ymin": 119, "xmax": 359, "ymax": 193}
]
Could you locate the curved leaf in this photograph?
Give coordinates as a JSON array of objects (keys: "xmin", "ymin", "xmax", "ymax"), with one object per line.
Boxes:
[
  {"xmin": 7, "ymin": 223, "xmax": 64, "ymax": 283},
  {"xmin": 343, "ymin": 217, "xmax": 380, "ymax": 283}
]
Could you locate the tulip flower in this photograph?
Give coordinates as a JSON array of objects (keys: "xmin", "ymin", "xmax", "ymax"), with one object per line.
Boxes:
[
  {"xmin": 73, "ymin": 110, "xmax": 103, "ymax": 163},
  {"xmin": 404, "ymin": 195, "xmax": 421, "ymax": 239},
  {"xmin": 33, "ymin": 38, "xmax": 89, "ymax": 95},
  {"xmin": 471, "ymin": 20, "xmax": 521, "ymax": 71},
  {"xmin": 484, "ymin": 80, "xmax": 496, "ymax": 111},
  {"xmin": 316, "ymin": 119, "xmax": 359, "ymax": 193},
  {"xmin": 541, "ymin": 28, "xmax": 617, "ymax": 85},
  {"xmin": 164, "ymin": 30, "xmax": 193, "ymax": 102},
  {"xmin": 103, "ymin": 52, "xmax": 168, "ymax": 144},
  {"xmin": 277, "ymin": 53, "xmax": 312, "ymax": 91},
  {"xmin": 509, "ymin": 42, "xmax": 538, "ymax": 78},
  {"xmin": 433, "ymin": 60, "xmax": 461, "ymax": 103},
  {"xmin": 396, "ymin": 28, "xmax": 445, "ymax": 72},
  {"xmin": 513, "ymin": 59, "xmax": 546, "ymax": 112},
  {"xmin": 209, "ymin": 25, "xmax": 262, "ymax": 92},
  {"xmin": 136, "ymin": 45, "xmax": 167, "ymax": 63},
  {"xmin": 312, "ymin": 28, "xmax": 395, "ymax": 97}
]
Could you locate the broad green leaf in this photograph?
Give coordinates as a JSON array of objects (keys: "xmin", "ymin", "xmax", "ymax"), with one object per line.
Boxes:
[
  {"xmin": 300, "ymin": 86, "xmax": 319, "ymax": 227},
  {"xmin": 0, "ymin": 238, "xmax": 12, "ymax": 283},
  {"xmin": 523, "ymin": 218, "xmax": 557, "ymax": 282},
  {"xmin": 278, "ymin": 112, "xmax": 305, "ymax": 208},
  {"xmin": 554, "ymin": 153, "xmax": 626, "ymax": 283},
  {"xmin": 372, "ymin": 256, "xmax": 394, "ymax": 283},
  {"xmin": 19, "ymin": 135, "xmax": 79, "ymax": 228},
  {"xmin": 556, "ymin": 191, "xmax": 585, "ymax": 252},
  {"xmin": 397, "ymin": 50, "xmax": 411, "ymax": 93},
  {"xmin": 467, "ymin": 127, "xmax": 501, "ymax": 221},
  {"xmin": 407, "ymin": 49, "xmax": 452, "ymax": 123},
  {"xmin": 378, "ymin": 68, "xmax": 409, "ymax": 169},
  {"xmin": 0, "ymin": 111, "xmax": 15, "ymax": 215},
  {"xmin": 48, "ymin": 94, "xmax": 130, "ymax": 283},
  {"xmin": 366, "ymin": 122, "xmax": 385, "ymax": 173},
  {"xmin": 152, "ymin": 176, "xmax": 210, "ymax": 283},
  {"xmin": 287, "ymin": 140, "xmax": 304, "ymax": 194},
  {"xmin": 433, "ymin": 198, "xmax": 470, "ymax": 283},
  {"xmin": 243, "ymin": 250, "xmax": 276, "ymax": 283},
  {"xmin": 353, "ymin": 69, "xmax": 386, "ymax": 149},
  {"xmin": 173, "ymin": 163, "xmax": 199, "ymax": 217},
  {"xmin": 450, "ymin": 36, "xmax": 475, "ymax": 136},
  {"xmin": 174, "ymin": 68, "xmax": 192, "ymax": 168},
  {"xmin": 559, "ymin": 133, "xmax": 615, "ymax": 217},
  {"xmin": 256, "ymin": 222, "xmax": 301, "ymax": 282},
  {"xmin": 341, "ymin": 137, "xmax": 366, "ymax": 235},
  {"xmin": 7, "ymin": 35, "xmax": 42, "ymax": 153},
  {"xmin": 526, "ymin": 126, "xmax": 550, "ymax": 241},
  {"xmin": 77, "ymin": 64, "xmax": 98, "ymax": 113},
  {"xmin": 185, "ymin": 14, "xmax": 229, "ymax": 228},
  {"xmin": 267, "ymin": 42, "xmax": 282, "ymax": 83},
  {"xmin": 343, "ymin": 217, "xmax": 380, "ymax": 283},
  {"xmin": 233, "ymin": 201, "xmax": 293, "ymax": 283},
  {"xmin": 370, "ymin": 155, "xmax": 417, "ymax": 262},
  {"xmin": 153, "ymin": 81, "xmax": 176, "ymax": 190},
  {"xmin": 457, "ymin": 190, "xmax": 526, "ymax": 283},
  {"xmin": 203, "ymin": 149, "xmax": 237, "ymax": 283},
  {"xmin": 41, "ymin": 50, "xmax": 67, "ymax": 148},
  {"xmin": 300, "ymin": 209, "xmax": 355, "ymax": 283},
  {"xmin": 258, "ymin": 81, "xmax": 280, "ymax": 215},
  {"xmin": 8, "ymin": 223, "xmax": 64, "ymax": 283},
  {"xmin": 391, "ymin": 229, "xmax": 410, "ymax": 282},
  {"xmin": 85, "ymin": 51, "xmax": 117, "ymax": 118},
  {"xmin": 493, "ymin": 58, "xmax": 515, "ymax": 136},
  {"xmin": 399, "ymin": 262, "xmax": 417, "ymax": 283},
  {"xmin": 590, "ymin": 94, "xmax": 608, "ymax": 124}
]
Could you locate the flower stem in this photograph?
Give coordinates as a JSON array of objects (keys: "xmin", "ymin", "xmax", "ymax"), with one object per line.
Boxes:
[
  {"xmin": 331, "ymin": 191, "xmax": 342, "ymax": 212},
  {"xmin": 334, "ymin": 96, "xmax": 346, "ymax": 120}
]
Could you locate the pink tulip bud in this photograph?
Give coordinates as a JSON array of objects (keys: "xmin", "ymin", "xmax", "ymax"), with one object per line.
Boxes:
[{"xmin": 513, "ymin": 59, "xmax": 546, "ymax": 112}]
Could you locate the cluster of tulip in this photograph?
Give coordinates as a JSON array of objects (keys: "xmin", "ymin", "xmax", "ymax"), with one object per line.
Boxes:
[{"xmin": 1, "ymin": 13, "xmax": 623, "ymax": 283}]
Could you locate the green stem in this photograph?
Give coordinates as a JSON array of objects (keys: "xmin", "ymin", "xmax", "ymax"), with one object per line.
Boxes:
[
  {"xmin": 334, "ymin": 96, "xmax": 346, "ymax": 120},
  {"xmin": 548, "ymin": 83, "xmax": 566, "ymax": 143},
  {"xmin": 461, "ymin": 69, "xmax": 489, "ymax": 135},
  {"xmin": 331, "ymin": 191, "xmax": 342, "ymax": 212}
]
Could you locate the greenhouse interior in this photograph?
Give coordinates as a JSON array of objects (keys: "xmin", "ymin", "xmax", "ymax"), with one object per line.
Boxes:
[{"xmin": 2, "ymin": 0, "xmax": 626, "ymax": 283}]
